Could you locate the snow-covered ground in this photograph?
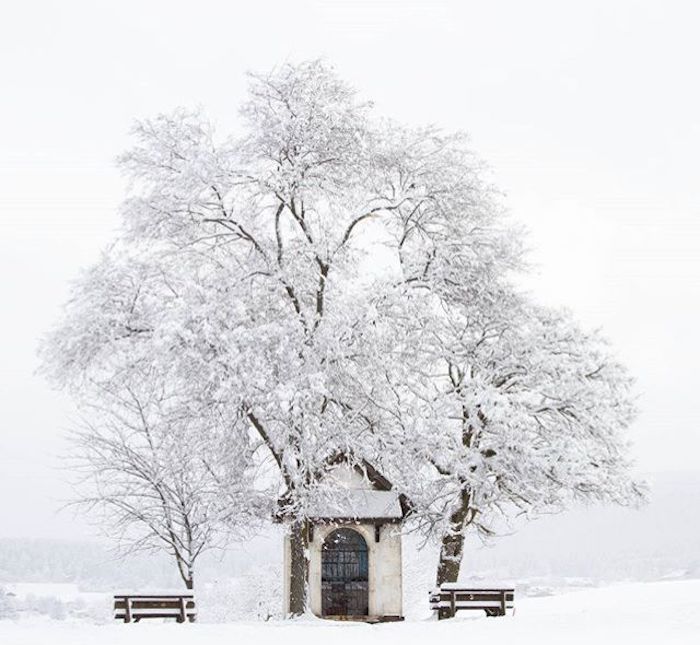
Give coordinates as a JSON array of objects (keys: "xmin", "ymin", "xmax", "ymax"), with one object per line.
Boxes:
[{"xmin": 1, "ymin": 579, "xmax": 698, "ymax": 645}]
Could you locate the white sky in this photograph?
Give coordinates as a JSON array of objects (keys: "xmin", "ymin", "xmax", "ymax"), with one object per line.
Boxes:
[{"xmin": 1, "ymin": 0, "xmax": 698, "ymax": 540}]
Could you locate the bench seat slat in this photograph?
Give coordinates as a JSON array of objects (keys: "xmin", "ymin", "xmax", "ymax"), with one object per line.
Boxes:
[
  {"xmin": 114, "ymin": 606, "xmax": 197, "ymax": 613},
  {"xmin": 431, "ymin": 592, "xmax": 514, "ymax": 599},
  {"xmin": 114, "ymin": 607, "xmax": 197, "ymax": 618},
  {"xmin": 114, "ymin": 601, "xmax": 195, "ymax": 609},
  {"xmin": 114, "ymin": 596, "xmax": 194, "ymax": 601},
  {"xmin": 433, "ymin": 585, "xmax": 515, "ymax": 588},
  {"xmin": 431, "ymin": 588, "xmax": 514, "ymax": 591},
  {"xmin": 430, "ymin": 600, "xmax": 514, "ymax": 609},
  {"xmin": 430, "ymin": 596, "xmax": 514, "ymax": 601}
]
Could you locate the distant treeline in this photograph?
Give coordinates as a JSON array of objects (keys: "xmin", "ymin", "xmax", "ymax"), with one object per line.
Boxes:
[
  {"xmin": 0, "ymin": 535, "xmax": 281, "ymax": 590},
  {"xmin": 1, "ymin": 473, "xmax": 698, "ymax": 591}
]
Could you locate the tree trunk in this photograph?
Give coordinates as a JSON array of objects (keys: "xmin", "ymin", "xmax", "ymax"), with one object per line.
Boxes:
[
  {"xmin": 288, "ymin": 520, "xmax": 309, "ymax": 617},
  {"xmin": 184, "ymin": 571, "xmax": 195, "ymax": 622},
  {"xmin": 435, "ymin": 488, "xmax": 471, "ymax": 588},
  {"xmin": 436, "ymin": 531, "xmax": 465, "ymax": 585},
  {"xmin": 175, "ymin": 555, "xmax": 195, "ymax": 591},
  {"xmin": 434, "ymin": 403, "xmax": 483, "ymax": 589}
]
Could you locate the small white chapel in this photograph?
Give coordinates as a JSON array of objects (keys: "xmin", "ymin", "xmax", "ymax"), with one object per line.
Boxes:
[{"xmin": 282, "ymin": 457, "xmax": 408, "ymax": 621}]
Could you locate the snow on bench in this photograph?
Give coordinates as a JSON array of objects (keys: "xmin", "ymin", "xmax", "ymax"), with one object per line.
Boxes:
[
  {"xmin": 429, "ymin": 586, "xmax": 515, "ymax": 619},
  {"xmin": 113, "ymin": 594, "xmax": 196, "ymax": 623}
]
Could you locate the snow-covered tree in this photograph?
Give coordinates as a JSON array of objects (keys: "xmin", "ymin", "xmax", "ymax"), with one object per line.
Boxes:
[
  {"xmin": 65, "ymin": 362, "xmax": 263, "ymax": 589},
  {"xmin": 42, "ymin": 249, "xmax": 270, "ymax": 590},
  {"xmin": 41, "ymin": 59, "xmax": 640, "ymax": 612},
  {"xmin": 43, "ymin": 60, "xmax": 518, "ymax": 614},
  {"xmin": 375, "ymin": 283, "xmax": 645, "ymax": 585},
  {"xmin": 0, "ymin": 587, "xmax": 17, "ymax": 620}
]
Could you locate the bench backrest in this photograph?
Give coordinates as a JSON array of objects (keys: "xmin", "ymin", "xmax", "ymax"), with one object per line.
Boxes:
[
  {"xmin": 113, "ymin": 595, "xmax": 196, "ymax": 621},
  {"xmin": 429, "ymin": 588, "xmax": 515, "ymax": 610}
]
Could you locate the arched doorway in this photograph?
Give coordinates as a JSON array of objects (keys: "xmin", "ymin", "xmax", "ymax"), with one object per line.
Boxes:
[{"xmin": 321, "ymin": 528, "xmax": 369, "ymax": 617}]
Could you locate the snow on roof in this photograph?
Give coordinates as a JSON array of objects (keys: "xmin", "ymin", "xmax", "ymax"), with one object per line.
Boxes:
[{"xmin": 307, "ymin": 489, "xmax": 403, "ymax": 520}]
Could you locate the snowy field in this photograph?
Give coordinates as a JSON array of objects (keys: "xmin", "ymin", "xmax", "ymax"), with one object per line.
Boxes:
[{"xmin": 1, "ymin": 580, "xmax": 699, "ymax": 645}]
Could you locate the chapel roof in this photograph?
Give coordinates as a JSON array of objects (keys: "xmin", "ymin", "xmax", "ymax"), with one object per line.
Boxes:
[{"xmin": 276, "ymin": 453, "xmax": 412, "ymax": 522}]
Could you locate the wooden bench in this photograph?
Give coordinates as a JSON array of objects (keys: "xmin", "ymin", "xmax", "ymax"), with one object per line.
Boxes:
[
  {"xmin": 429, "ymin": 586, "xmax": 514, "ymax": 619},
  {"xmin": 113, "ymin": 594, "xmax": 196, "ymax": 623}
]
